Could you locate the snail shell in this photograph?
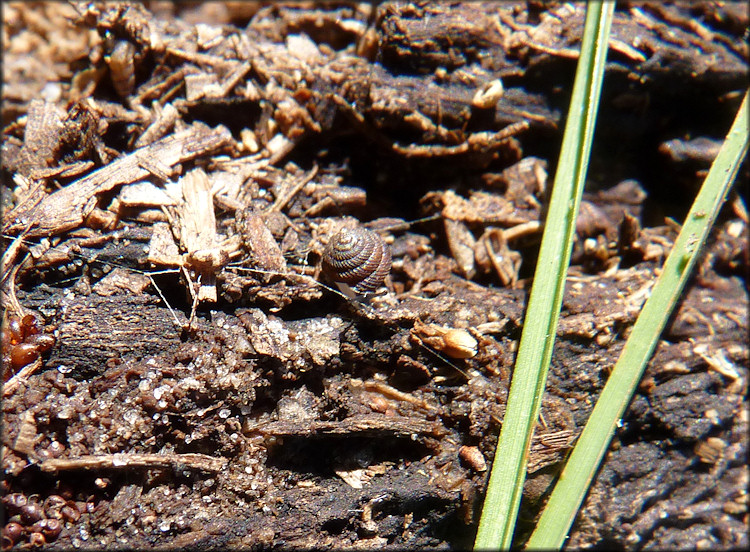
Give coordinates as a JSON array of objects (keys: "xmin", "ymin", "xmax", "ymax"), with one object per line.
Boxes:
[{"xmin": 322, "ymin": 227, "xmax": 392, "ymax": 294}]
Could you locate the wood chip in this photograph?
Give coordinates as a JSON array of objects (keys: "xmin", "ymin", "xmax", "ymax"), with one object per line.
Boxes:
[
  {"xmin": 4, "ymin": 123, "xmax": 232, "ymax": 238},
  {"xmin": 92, "ymin": 268, "xmax": 152, "ymax": 296},
  {"xmin": 118, "ymin": 181, "xmax": 179, "ymax": 208},
  {"xmin": 178, "ymin": 168, "xmax": 224, "ymax": 302},
  {"xmin": 239, "ymin": 212, "xmax": 287, "ymax": 273},
  {"xmin": 147, "ymin": 222, "xmax": 183, "ymax": 266},
  {"xmin": 39, "ymin": 453, "xmax": 227, "ymax": 473},
  {"xmin": 251, "ymin": 414, "xmax": 444, "ymax": 439},
  {"xmin": 17, "ymin": 99, "xmax": 64, "ymax": 175}
]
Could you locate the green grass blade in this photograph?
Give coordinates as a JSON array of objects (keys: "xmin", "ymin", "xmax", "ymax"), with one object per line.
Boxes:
[
  {"xmin": 526, "ymin": 90, "xmax": 749, "ymax": 550},
  {"xmin": 473, "ymin": 2, "xmax": 615, "ymax": 550}
]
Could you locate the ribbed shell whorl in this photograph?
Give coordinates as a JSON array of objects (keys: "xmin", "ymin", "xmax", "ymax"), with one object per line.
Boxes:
[{"xmin": 322, "ymin": 227, "xmax": 392, "ymax": 294}]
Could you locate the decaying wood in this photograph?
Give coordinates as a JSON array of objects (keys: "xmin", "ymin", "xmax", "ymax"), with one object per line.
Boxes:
[
  {"xmin": 178, "ymin": 168, "xmax": 224, "ymax": 303},
  {"xmin": 3, "ymin": 123, "xmax": 232, "ymax": 238},
  {"xmin": 236, "ymin": 211, "xmax": 288, "ymax": 273},
  {"xmin": 1, "ymin": 2, "xmax": 747, "ymax": 551},
  {"xmin": 40, "ymin": 452, "xmax": 227, "ymax": 473},
  {"xmin": 47, "ymin": 293, "xmax": 185, "ymax": 379},
  {"xmin": 15, "ymin": 99, "xmax": 65, "ymax": 178},
  {"xmin": 2, "ymin": 358, "xmax": 42, "ymax": 398},
  {"xmin": 250, "ymin": 414, "xmax": 445, "ymax": 440}
]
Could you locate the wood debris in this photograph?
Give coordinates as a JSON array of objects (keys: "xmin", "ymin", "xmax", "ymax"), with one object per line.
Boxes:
[
  {"xmin": 1, "ymin": 2, "xmax": 747, "ymax": 551},
  {"xmin": 3, "ymin": 123, "xmax": 233, "ymax": 238},
  {"xmin": 177, "ymin": 168, "xmax": 226, "ymax": 303},
  {"xmin": 40, "ymin": 452, "xmax": 227, "ymax": 473}
]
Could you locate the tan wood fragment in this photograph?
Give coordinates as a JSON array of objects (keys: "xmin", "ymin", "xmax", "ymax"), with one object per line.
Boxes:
[
  {"xmin": 39, "ymin": 453, "xmax": 227, "ymax": 473},
  {"xmin": 2, "ymin": 359, "xmax": 43, "ymax": 398},
  {"xmin": 17, "ymin": 99, "xmax": 64, "ymax": 175},
  {"xmin": 91, "ymin": 268, "xmax": 152, "ymax": 296},
  {"xmin": 249, "ymin": 414, "xmax": 444, "ymax": 439},
  {"xmin": 133, "ymin": 102, "xmax": 179, "ymax": 148},
  {"xmin": 178, "ymin": 168, "xmax": 223, "ymax": 303},
  {"xmin": 184, "ymin": 72, "xmax": 221, "ymax": 102},
  {"xmin": 118, "ymin": 181, "xmax": 179, "ymax": 208},
  {"xmin": 30, "ymin": 160, "xmax": 95, "ymax": 180},
  {"xmin": 185, "ymin": 61, "xmax": 252, "ymax": 101},
  {"xmin": 11, "ymin": 411, "xmax": 38, "ymax": 456},
  {"xmin": 444, "ymin": 219, "xmax": 477, "ymax": 280},
  {"xmin": 268, "ymin": 165, "xmax": 319, "ymax": 213},
  {"xmin": 4, "ymin": 123, "xmax": 232, "ymax": 238},
  {"xmin": 147, "ymin": 222, "xmax": 183, "ymax": 266},
  {"xmin": 239, "ymin": 213, "xmax": 287, "ymax": 273}
]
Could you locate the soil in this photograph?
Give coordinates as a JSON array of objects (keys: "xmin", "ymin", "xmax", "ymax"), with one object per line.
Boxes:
[{"xmin": 1, "ymin": 2, "xmax": 748, "ymax": 550}]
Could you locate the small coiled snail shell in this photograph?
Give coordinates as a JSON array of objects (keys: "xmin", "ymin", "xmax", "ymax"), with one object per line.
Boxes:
[{"xmin": 322, "ymin": 226, "xmax": 392, "ymax": 295}]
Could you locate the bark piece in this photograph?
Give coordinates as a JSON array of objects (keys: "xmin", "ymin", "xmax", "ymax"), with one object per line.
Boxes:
[{"xmin": 47, "ymin": 293, "xmax": 185, "ymax": 379}]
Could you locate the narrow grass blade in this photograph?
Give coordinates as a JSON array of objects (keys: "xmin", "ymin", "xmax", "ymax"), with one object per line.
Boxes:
[
  {"xmin": 474, "ymin": 2, "xmax": 615, "ymax": 549},
  {"xmin": 526, "ymin": 90, "xmax": 749, "ymax": 550}
]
